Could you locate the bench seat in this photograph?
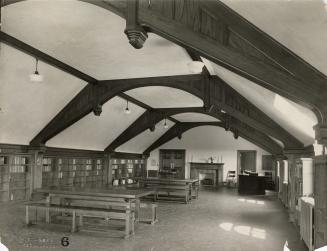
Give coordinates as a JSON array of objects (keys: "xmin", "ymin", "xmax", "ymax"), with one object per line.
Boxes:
[{"xmin": 25, "ymin": 202, "xmax": 134, "ymax": 238}]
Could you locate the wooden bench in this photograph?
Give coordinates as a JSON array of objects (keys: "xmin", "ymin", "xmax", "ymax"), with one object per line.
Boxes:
[
  {"xmin": 25, "ymin": 202, "xmax": 135, "ymax": 239},
  {"xmin": 64, "ymin": 198, "xmax": 158, "ymax": 225}
]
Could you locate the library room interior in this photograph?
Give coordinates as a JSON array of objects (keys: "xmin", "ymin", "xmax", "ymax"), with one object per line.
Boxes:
[{"xmin": 0, "ymin": 0, "xmax": 327, "ymax": 251}]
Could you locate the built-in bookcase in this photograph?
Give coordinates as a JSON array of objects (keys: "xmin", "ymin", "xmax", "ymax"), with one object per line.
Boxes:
[
  {"xmin": 0, "ymin": 155, "xmax": 30, "ymax": 202},
  {"xmin": 111, "ymin": 158, "xmax": 145, "ymax": 186},
  {"xmin": 0, "ymin": 156, "xmax": 9, "ymax": 202},
  {"xmin": 41, "ymin": 156, "xmax": 105, "ymax": 188}
]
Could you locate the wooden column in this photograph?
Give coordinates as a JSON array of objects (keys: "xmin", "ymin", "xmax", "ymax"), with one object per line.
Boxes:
[
  {"xmin": 104, "ymin": 153, "xmax": 112, "ymax": 186},
  {"xmin": 124, "ymin": 0, "xmax": 147, "ymax": 49},
  {"xmin": 28, "ymin": 147, "xmax": 45, "ymax": 199}
]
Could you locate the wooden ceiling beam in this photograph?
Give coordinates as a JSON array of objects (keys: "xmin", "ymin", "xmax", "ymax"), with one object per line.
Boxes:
[
  {"xmin": 1, "ymin": 31, "xmax": 301, "ymax": 149},
  {"xmin": 143, "ymin": 121, "xmax": 283, "ymax": 156},
  {"xmin": 29, "ymin": 74, "xmax": 203, "ymax": 145},
  {"xmin": 106, "ymin": 106, "xmax": 283, "ymax": 155},
  {"xmin": 185, "ymin": 49, "xmax": 303, "ymax": 149},
  {"xmin": 91, "ymin": 0, "xmax": 326, "ymax": 118},
  {"xmin": 0, "ymin": 31, "xmax": 97, "ymax": 84}
]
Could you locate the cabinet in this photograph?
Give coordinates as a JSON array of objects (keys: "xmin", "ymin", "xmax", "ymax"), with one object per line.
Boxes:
[{"xmin": 159, "ymin": 149, "xmax": 185, "ymax": 179}]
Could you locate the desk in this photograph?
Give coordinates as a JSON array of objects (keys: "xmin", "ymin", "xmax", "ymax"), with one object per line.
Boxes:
[
  {"xmin": 36, "ymin": 187, "xmax": 155, "ymax": 222},
  {"xmin": 238, "ymin": 175, "xmax": 266, "ymax": 195}
]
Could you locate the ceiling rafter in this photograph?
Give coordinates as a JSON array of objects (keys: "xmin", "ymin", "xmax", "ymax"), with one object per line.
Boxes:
[
  {"xmin": 184, "ymin": 49, "xmax": 303, "ymax": 149},
  {"xmin": 0, "ymin": 31, "xmax": 97, "ymax": 84},
  {"xmin": 0, "ymin": 30, "xmax": 182, "ymax": 142},
  {"xmin": 0, "ymin": 1, "xmax": 306, "ymax": 149},
  {"xmin": 89, "ymin": 0, "xmax": 327, "ymax": 125},
  {"xmin": 105, "ymin": 106, "xmax": 283, "ymax": 155},
  {"xmin": 142, "ymin": 121, "xmax": 283, "ymax": 156}
]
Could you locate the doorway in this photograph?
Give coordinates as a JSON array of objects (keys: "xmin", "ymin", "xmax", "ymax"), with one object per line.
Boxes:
[{"xmin": 237, "ymin": 150, "xmax": 257, "ymax": 176}]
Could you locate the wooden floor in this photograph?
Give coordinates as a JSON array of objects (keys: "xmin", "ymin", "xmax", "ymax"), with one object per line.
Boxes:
[{"xmin": 0, "ymin": 188, "xmax": 307, "ymax": 251}]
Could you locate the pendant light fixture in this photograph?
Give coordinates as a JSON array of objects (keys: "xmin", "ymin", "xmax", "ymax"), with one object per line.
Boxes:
[
  {"xmin": 124, "ymin": 100, "xmax": 131, "ymax": 114},
  {"xmin": 29, "ymin": 58, "xmax": 43, "ymax": 83},
  {"xmin": 163, "ymin": 118, "xmax": 169, "ymax": 129}
]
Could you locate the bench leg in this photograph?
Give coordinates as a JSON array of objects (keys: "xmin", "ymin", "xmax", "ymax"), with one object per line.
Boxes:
[
  {"xmin": 35, "ymin": 207, "xmax": 38, "ymax": 223},
  {"xmin": 25, "ymin": 205, "xmax": 30, "ymax": 226},
  {"xmin": 124, "ymin": 212, "xmax": 131, "ymax": 239},
  {"xmin": 45, "ymin": 196, "xmax": 50, "ymax": 224},
  {"xmin": 130, "ymin": 213, "xmax": 135, "ymax": 235},
  {"xmin": 151, "ymin": 204, "xmax": 158, "ymax": 225},
  {"xmin": 71, "ymin": 211, "xmax": 76, "ymax": 233},
  {"xmin": 135, "ymin": 199, "xmax": 140, "ymax": 222}
]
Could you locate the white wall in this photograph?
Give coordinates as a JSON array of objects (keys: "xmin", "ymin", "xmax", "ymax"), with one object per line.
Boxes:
[{"xmin": 147, "ymin": 126, "xmax": 269, "ymax": 181}]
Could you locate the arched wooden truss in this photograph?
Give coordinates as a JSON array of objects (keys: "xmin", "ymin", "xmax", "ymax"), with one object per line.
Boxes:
[{"xmin": 1, "ymin": 0, "xmax": 324, "ymax": 155}]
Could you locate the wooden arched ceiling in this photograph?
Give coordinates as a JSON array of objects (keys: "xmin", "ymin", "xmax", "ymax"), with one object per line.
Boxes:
[{"xmin": 1, "ymin": 0, "xmax": 320, "ymax": 154}]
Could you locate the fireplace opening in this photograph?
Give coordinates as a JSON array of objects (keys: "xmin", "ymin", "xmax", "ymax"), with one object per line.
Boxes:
[{"xmin": 199, "ymin": 173, "xmax": 215, "ymax": 186}]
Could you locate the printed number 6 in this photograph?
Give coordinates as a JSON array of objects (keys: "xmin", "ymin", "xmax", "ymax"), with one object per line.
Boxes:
[{"xmin": 61, "ymin": 237, "xmax": 69, "ymax": 247}]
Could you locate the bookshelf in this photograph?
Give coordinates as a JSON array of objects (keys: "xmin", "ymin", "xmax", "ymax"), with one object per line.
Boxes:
[
  {"xmin": 110, "ymin": 158, "xmax": 145, "ymax": 186},
  {"xmin": 9, "ymin": 155, "xmax": 30, "ymax": 201},
  {"xmin": 42, "ymin": 156, "xmax": 105, "ymax": 188},
  {"xmin": 0, "ymin": 156, "xmax": 9, "ymax": 202}
]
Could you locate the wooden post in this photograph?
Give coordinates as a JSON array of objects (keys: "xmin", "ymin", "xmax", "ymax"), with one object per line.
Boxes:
[
  {"xmin": 124, "ymin": 0, "xmax": 148, "ymax": 49},
  {"xmin": 28, "ymin": 147, "xmax": 45, "ymax": 199},
  {"xmin": 104, "ymin": 153, "xmax": 112, "ymax": 186}
]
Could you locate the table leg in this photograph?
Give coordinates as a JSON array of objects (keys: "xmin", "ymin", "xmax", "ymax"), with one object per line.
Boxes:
[
  {"xmin": 45, "ymin": 195, "xmax": 51, "ymax": 223},
  {"xmin": 71, "ymin": 210, "xmax": 76, "ymax": 233},
  {"xmin": 135, "ymin": 199, "xmax": 140, "ymax": 222},
  {"xmin": 25, "ymin": 205, "xmax": 30, "ymax": 225}
]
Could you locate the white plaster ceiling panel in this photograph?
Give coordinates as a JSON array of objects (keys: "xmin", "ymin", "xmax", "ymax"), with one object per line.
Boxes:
[
  {"xmin": 2, "ymin": 0, "xmax": 193, "ymax": 80},
  {"xmin": 159, "ymin": 126, "xmax": 268, "ymax": 152},
  {"xmin": 124, "ymin": 86, "xmax": 203, "ymax": 108},
  {"xmin": 47, "ymin": 97, "xmax": 145, "ymax": 150},
  {"xmin": 209, "ymin": 62, "xmax": 317, "ymax": 146},
  {"xmin": 116, "ymin": 119, "xmax": 175, "ymax": 154},
  {"xmin": 220, "ymin": 0, "xmax": 327, "ymax": 76},
  {"xmin": 0, "ymin": 44, "xmax": 86, "ymax": 144},
  {"xmin": 171, "ymin": 113, "xmax": 220, "ymax": 122}
]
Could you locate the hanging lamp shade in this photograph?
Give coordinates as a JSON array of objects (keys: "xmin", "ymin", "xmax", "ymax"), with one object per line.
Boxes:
[
  {"xmin": 163, "ymin": 118, "xmax": 169, "ymax": 129},
  {"xmin": 30, "ymin": 58, "xmax": 43, "ymax": 83},
  {"xmin": 124, "ymin": 100, "xmax": 131, "ymax": 114}
]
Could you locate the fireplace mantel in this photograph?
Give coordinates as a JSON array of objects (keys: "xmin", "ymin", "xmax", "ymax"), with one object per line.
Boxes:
[
  {"xmin": 190, "ymin": 162, "xmax": 224, "ymax": 187},
  {"xmin": 189, "ymin": 162, "xmax": 224, "ymax": 169}
]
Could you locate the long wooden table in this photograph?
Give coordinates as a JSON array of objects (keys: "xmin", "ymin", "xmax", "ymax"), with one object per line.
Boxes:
[
  {"xmin": 137, "ymin": 177, "xmax": 199, "ymax": 200},
  {"xmin": 35, "ymin": 187, "xmax": 155, "ymax": 222}
]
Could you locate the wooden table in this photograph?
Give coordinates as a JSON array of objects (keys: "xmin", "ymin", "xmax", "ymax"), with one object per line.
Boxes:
[
  {"xmin": 35, "ymin": 187, "xmax": 155, "ymax": 222},
  {"xmin": 137, "ymin": 177, "xmax": 199, "ymax": 199}
]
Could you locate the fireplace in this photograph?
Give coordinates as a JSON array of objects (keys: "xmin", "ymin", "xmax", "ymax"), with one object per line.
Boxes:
[
  {"xmin": 199, "ymin": 171, "xmax": 216, "ymax": 186},
  {"xmin": 190, "ymin": 162, "xmax": 224, "ymax": 188}
]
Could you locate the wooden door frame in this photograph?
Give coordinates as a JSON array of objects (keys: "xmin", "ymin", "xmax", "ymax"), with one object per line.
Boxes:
[{"xmin": 236, "ymin": 150, "xmax": 257, "ymax": 181}]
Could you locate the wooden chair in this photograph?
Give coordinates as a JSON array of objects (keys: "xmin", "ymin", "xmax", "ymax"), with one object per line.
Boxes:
[{"xmin": 226, "ymin": 171, "xmax": 237, "ymax": 187}]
